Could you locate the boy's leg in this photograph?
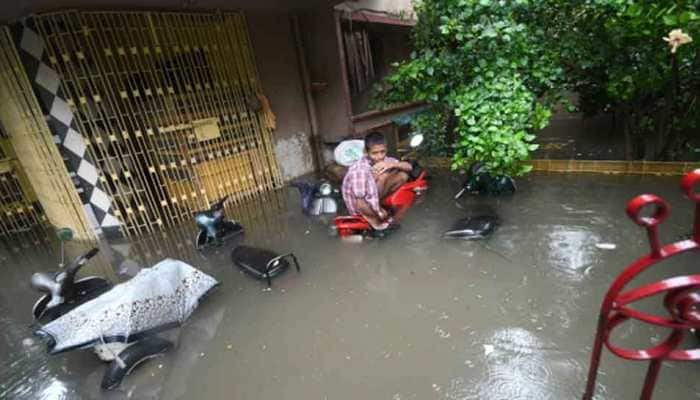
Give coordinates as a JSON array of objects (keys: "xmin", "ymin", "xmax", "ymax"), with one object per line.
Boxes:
[
  {"xmin": 355, "ymin": 198, "xmax": 389, "ymax": 230},
  {"xmin": 378, "ymin": 171, "xmax": 409, "ymax": 199}
]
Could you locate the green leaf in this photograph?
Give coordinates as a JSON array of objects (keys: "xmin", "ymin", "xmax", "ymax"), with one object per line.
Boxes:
[
  {"xmin": 483, "ymin": 26, "xmax": 498, "ymax": 38},
  {"xmin": 679, "ymin": 11, "xmax": 696, "ymax": 25},
  {"xmin": 663, "ymin": 14, "xmax": 678, "ymax": 26}
]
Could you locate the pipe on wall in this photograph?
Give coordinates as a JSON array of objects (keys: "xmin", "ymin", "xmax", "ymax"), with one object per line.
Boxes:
[{"xmin": 291, "ymin": 14, "xmax": 324, "ymax": 174}]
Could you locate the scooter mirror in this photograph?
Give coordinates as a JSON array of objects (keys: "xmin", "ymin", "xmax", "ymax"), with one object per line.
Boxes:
[
  {"xmin": 56, "ymin": 228, "xmax": 74, "ymax": 242},
  {"xmin": 409, "ymin": 134, "xmax": 424, "ymax": 148}
]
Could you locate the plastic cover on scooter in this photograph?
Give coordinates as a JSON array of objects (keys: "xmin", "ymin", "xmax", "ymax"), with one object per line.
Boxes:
[
  {"xmin": 334, "ymin": 140, "xmax": 365, "ymax": 167},
  {"xmin": 35, "ymin": 259, "xmax": 219, "ymax": 355}
]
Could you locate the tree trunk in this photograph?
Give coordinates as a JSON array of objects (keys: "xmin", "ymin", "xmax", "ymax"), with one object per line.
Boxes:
[
  {"xmin": 445, "ymin": 108, "xmax": 458, "ymax": 147},
  {"xmin": 658, "ymin": 54, "xmax": 681, "ymax": 161},
  {"xmin": 622, "ymin": 108, "xmax": 634, "ymax": 160}
]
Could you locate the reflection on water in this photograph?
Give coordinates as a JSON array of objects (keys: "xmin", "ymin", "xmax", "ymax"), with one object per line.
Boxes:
[
  {"xmin": 0, "ymin": 189, "xmax": 290, "ymax": 400},
  {"xmin": 544, "ymin": 225, "xmax": 601, "ymax": 282},
  {"xmin": 107, "ymin": 188, "xmax": 290, "ymax": 272},
  {"xmin": 39, "ymin": 380, "xmax": 70, "ymax": 400},
  {"xmin": 447, "ymin": 327, "xmax": 585, "ymax": 400},
  {"xmin": 0, "ymin": 310, "xmax": 68, "ymax": 400},
  {"xmin": 1, "ymin": 174, "xmax": 700, "ymax": 399}
]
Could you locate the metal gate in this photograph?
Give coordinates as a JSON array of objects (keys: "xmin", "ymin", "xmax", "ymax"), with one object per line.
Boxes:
[{"xmin": 32, "ymin": 11, "xmax": 282, "ymax": 237}]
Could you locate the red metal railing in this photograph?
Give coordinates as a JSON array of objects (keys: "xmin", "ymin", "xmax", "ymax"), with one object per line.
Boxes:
[{"xmin": 583, "ymin": 169, "xmax": 700, "ymax": 400}]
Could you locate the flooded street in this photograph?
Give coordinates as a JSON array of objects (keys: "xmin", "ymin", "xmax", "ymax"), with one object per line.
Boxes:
[{"xmin": 2, "ymin": 172, "xmax": 700, "ymax": 400}]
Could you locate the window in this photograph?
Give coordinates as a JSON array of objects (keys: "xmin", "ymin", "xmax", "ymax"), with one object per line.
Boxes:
[{"xmin": 339, "ymin": 12, "xmax": 414, "ymax": 116}]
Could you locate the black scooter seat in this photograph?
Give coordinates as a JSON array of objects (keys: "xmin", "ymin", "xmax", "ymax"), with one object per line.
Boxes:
[
  {"xmin": 231, "ymin": 246, "xmax": 300, "ymax": 286},
  {"xmin": 443, "ymin": 215, "xmax": 499, "ymax": 240}
]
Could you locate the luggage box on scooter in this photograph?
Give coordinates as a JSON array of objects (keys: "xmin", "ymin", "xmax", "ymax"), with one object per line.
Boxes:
[{"xmin": 231, "ymin": 246, "xmax": 300, "ymax": 286}]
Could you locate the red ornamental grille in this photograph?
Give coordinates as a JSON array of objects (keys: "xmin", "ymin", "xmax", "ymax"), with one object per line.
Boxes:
[{"xmin": 583, "ymin": 169, "xmax": 700, "ymax": 400}]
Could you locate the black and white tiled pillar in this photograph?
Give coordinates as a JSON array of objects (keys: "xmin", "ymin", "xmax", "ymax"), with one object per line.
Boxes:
[{"xmin": 11, "ymin": 18, "xmax": 122, "ymax": 237}]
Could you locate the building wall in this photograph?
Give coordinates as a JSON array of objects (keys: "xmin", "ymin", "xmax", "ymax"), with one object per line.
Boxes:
[
  {"xmin": 247, "ymin": 11, "xmax": 315, "ymax": 180},
  {"xmin": 335, "ymin": 0, "xmax": 414, "ymax": 15},
  {"xmin": 303, "ymin": 1, "xmax": 418, "ymax": 147},
  {"xmin": 1, "ymin": 2, "xmax": 318, "ymax": 181},
  {"xmin": 0, "ymin": 0, "xmax": 341, "ymax": 22},
  {"xmin": 301, "ymin": 7, "xmax": 351, "ymax": 144}
]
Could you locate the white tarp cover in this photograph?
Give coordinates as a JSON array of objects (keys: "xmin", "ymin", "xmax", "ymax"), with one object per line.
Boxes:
[
  {"xmin": 334, "ymin": 140, "xmax": 365, "ymax": 167},
  {"xmin": 37, "ymin": 259, "xmax": 219, "ymax": 354}
]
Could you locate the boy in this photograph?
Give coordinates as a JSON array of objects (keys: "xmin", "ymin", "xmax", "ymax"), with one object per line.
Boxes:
[{"xmin": 342, "ymin": 131, "xmax": 413, "ymax": 230}]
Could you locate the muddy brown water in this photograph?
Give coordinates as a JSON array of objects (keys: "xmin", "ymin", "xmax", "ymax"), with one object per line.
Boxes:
[{"xmin": 2, "ymin": 172, "xmax": 700, "ymax": 400}]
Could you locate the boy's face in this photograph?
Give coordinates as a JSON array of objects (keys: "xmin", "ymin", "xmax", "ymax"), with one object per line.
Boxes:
[{"xmin": 366, "ymin": 144, "xmax": 387, "ymax": 164}]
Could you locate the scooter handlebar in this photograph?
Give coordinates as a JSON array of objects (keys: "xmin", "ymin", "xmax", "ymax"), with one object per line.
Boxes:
[
  {"xmin": 69, "ymin": 248, "xmax": 99, "ymax": 270},
  {"xmin": 63, "ymin": 247, "xmax": 100, "ymax": 286},
  {"xmin": 84, "ymin": 247, "xmax": 100, "ymax": 261}
]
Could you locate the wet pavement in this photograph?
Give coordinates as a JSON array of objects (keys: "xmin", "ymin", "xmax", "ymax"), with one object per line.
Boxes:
[{"xmin": 2, "ymin": 171, "xmax": 700, "ymax": 400}]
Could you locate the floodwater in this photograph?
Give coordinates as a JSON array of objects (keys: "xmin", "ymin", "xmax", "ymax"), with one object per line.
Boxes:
[{"xmin": 2, "ymin": 172, "xmax": 700, "ymax": 400}]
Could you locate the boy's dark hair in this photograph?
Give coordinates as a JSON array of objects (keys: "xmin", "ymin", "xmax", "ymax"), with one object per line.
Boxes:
[{"xmin": 364, "ymin": 131, "xmax": 386, "ymax": 150}]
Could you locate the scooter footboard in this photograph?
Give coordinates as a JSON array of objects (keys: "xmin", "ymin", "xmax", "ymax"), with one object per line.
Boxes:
[{"xmin": 334, "ymin": 216, "xmax": 371, "ymax": 236}]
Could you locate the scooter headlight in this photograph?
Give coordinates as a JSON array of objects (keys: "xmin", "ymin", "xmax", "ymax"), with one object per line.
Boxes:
[{"xmin": 318, "ymin": 183, "xmax": 333, "ymax": 196}]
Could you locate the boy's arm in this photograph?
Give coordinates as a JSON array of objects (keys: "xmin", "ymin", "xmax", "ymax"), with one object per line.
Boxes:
[
  {"xmin": 394, "ymin": 161, "xmax": 413, "ymax": 172},
  {"xmin": 376, "ymin": 158, "xmax": 412, "ymax": 174}
]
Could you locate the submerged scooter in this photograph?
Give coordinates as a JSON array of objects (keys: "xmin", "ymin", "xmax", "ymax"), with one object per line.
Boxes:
[
  {"xmin": 334, "ymin": 134, "xmax": 428, "ymax": 238},
  {"xmin": 30, "ymin": 229, "xmax": 213, "ymax": 390},
  {"xmin": 454, "ymin": 162, "xmax": 516, "ymax": 199},
  {"xmin": 194, "ymin": 195, "xmax": 244, "ymax": 250},
  {"xmin": 31, "ymin": 228, "xmax": 110, "ymax": 321},
  {"xmin": 290, "ymin": 181, "xmax": 339, "ymax": 216}
]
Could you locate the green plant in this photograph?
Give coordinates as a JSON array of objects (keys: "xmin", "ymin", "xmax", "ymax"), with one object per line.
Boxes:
[
  {"xmin": 375, "ymin": 0, "xmax": 566, "ymax": 176},
  {"xmin": 376, "ymin": 0, "xmax": 700, "ymax": 170},
  {"xmin": 566, "ymin": 1, "xmax": 700, "ymax": 160}
]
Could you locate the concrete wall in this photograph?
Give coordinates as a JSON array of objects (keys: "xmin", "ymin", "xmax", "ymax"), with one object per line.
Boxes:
[
  {"xmin": 303, "ymin": 1, "xmax": 416, "ymax": 146},
  {"xmin": 247, "ymin": 11, "xmax": 315, "ymax": 180},
  {"xmin": 301, "ymin": 7, "xmax": 351, "ymax": 143},
  {"xmin": 335, "ymin": 0, "xmax": 414, "ymax": 15}
]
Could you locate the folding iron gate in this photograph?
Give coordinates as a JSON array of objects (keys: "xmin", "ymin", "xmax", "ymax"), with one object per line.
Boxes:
[{"xmin": 28, "ymin": 11, "xmax": 282, "ymax": 237}]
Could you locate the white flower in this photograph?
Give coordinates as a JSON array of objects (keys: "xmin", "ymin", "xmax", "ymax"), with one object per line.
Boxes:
[{"xmin": 663, "ymin": 29, "xmax": 693, "ymax": 54}]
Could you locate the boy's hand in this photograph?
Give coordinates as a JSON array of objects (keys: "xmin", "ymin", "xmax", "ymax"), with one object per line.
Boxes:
[
  {"xmin": 371, "ymin": 161, "xmax": 387, "ymax": 175},
  {"xmin": 372, "ymin": 161, "xmax": 397, "ymax": 175}
]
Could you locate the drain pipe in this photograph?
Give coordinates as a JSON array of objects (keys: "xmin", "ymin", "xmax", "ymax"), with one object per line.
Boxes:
[{"xmin": 291, "ymin": 14, "xmax": 324, "ymax": 177}]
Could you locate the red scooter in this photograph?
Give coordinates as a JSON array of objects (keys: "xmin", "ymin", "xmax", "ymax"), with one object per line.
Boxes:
[{"xmin": 334, "ymin": 134, "xmax": 428, "ymax": 238}]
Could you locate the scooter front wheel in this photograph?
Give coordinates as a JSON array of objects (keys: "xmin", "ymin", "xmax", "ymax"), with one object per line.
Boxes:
[
  {"xmin": 101, "ymin": 336, "xmax": 172, "ymax": 390},
  {"xmin": 195, "ymin": 230, "xmax": 210, "ymax": 250}
]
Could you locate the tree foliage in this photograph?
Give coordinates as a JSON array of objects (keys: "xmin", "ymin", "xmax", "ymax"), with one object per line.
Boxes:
[
  {"xmin": 375, "ymin": 0, "xmax": 700, "ymax": 176},
  {"xmin": 566, "ymin": 1, "xmax": 700, "ymax": 160}
]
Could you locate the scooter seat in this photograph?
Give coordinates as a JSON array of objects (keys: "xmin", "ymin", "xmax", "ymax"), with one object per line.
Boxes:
[
  {"xmin": 443, "ymin": 215, "xmax": 499, "ymax": 240},
  {"xmin": 231, "ymin": 246, "xmax": 300, "ymax": 286}
]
